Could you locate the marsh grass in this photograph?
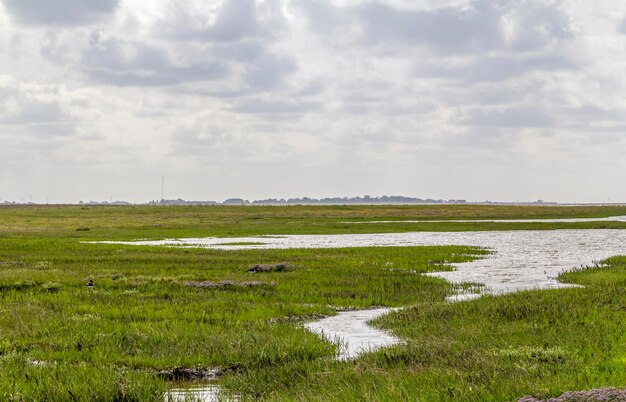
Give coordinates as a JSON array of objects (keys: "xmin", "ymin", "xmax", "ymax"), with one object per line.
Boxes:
[
  {"xmin": 0, "ymin": 205, "xmax": 624, "ymax": 400},
  {"xmin": 226, "ymin": 257, "xmax": 626, "ymax": 401},
  {"xmin": 0, "ymin": 223, "xmax": 483, "ymax": 399},
  {"xmin": 1, "ymin": 204, "xmax": 625, "ymax": 239}
]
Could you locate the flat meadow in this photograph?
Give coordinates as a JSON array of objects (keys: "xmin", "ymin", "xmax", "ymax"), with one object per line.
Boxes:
[{"xmin": 0, "ymin": 204, "xmax": 625, "ymax": 401}]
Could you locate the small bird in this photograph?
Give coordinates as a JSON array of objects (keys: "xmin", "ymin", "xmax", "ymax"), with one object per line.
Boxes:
[{"xmin": 87, "ymin": 279, "xmax": 94, "ymax": 289}]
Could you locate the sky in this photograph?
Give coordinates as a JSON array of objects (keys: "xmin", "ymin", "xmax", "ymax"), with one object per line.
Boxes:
[{"xmin": 1, "ymin": 0, "xmax": 625, "ymax": 204}]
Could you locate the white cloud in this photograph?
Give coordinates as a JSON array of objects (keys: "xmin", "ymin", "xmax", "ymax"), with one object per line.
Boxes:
[{"xmin": 1, "ymin": 0, "xmax": 625, "ymax": 203}]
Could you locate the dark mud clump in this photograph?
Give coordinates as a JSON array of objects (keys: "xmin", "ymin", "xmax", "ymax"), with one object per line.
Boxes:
[
  {"xmin": 247, "ymin": 263, "xmax": 292, "ymax": 273},
  {"xmin": 517, "ymin": 387, "xmax": 626, "ymax": 402},
  {"xmin": 182, "ymin": 280, "xmax": 276, "ymax": 289},
  {"xmin": 157, "ymin": 367, "xmax": 222, "ymax": 381}
]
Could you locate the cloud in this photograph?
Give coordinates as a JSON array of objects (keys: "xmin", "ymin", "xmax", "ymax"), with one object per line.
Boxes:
[
  {"xmin": 415, "ymin": 51, "xmax": 578, "ymax": 82},
  {"xmin": 503, "ymin": 2, "xmax": 573, "ymax": 51},
  {"xmin": 463, "ymin": 105, "xmax": 555, "ymax": 128},
  {"xmin": 619, "ymin": 17, "xmax": 626, "ymax": 34},
  {"xmin": 0, "ymin": 76, "xmax": 75, "ymax": 136},
  {"xmin": 0, "ymin": 0, "xmax": 119, "ymax": 26},
  {"xmin": 0, "ymin": 97, "xmax": 64, "ymax": 125},
  {"xmin": 233, "ymin": 97, "xmax": 321, "ymax": 114},
  {"xmin": 352, "ymin": 1, "xmax": 504, "ymax": 53},
  {"xmin": 213, "ymin": 40, "xmax": 265, "ymax": 62},
  {"xmin": 161, "ymin": 0, "xmax": 283, "ymax": 43},
  {"xmin": 81, "ymin": 34, "xmax": 228, "ymax": 86},
  {"xmin": 298, "ymin": 0, "xmax": 572, "ymax": 54},
  {"xmin": 245, "ymin": 51, "xmax": 297, "ymax": 90},
  {"xmin": 69, "ymin": 2, "xmax": 295, "ymax": 90},
  {"xmin": 1, "ymin": 0, "xmax": 626, "ymax": 203}
]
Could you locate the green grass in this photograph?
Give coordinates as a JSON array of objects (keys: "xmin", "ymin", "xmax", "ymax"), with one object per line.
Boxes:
[
  {"xmin": 0, "ymin": 205, "xmax": 625, "ymax": 400},
  {"xmin": 226, "ymin": 257, "xmax": 626, "ymax": 401},
  {"xmin": 1, "ymin": 204, "xmax": 625, "ymax": 240},
  {"xmin": 0, "ymin": 235, "xmax": 483, "ymax": 400}
]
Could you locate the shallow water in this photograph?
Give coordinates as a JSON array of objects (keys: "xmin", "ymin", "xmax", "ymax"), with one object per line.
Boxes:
[
  {"xmin": 102, "ymin": 229, "xmax": 626, "ymax": 297},
  {"xmin": 304, "ymin": 308, "xmax": 401, "ymax": 360},
  {"xmin": 166, "ymin": 385, "xmax": 238, "ymax": 402}
]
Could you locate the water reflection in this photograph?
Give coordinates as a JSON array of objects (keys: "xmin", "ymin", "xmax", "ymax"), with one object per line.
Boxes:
[
  {"xmin": 166, "ymin": 385, "xmax": 238, "ymax": 402},
  {"xmin": 104, "ymin": 229, "xmax": 626, "ymax": 297}
]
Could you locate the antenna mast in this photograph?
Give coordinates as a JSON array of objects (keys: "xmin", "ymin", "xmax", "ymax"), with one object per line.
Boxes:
[{"xmin": 161, "ymin": 177, "xmax": 165, "ymax": 201}]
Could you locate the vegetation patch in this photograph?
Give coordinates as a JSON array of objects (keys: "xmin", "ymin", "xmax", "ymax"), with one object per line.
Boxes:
[
  {"xmin": 247, "ymin": 262, "xmax": 292, "ymax": 273},
  {"xmin": 517, "ymin": 387, "xmax": 626, "ymax": 402},
  {"xmin": 41, "ymin": 282, "xmax": 61, "ymax": 293},
  {"xmin": 181, "ymin": 280, "xmax": 276, "ymax": 289},
  {"xmin": 0, "ymin": 280, "xmax": 38, "ymax": 292},
  {"xmin": 491, "ymin": 345, "xmax": 571, "ymax": 364},
  {"xmin": 156, "ymin": 367, "xmax": 223, "ymax": 381}
]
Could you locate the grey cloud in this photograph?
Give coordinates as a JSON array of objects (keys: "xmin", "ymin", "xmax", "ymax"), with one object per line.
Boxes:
[
  {"xmin": 82, "ymin": 35, "xmax": 227, "ymax": 86},
  {"xmin": 505, "ymin": 4, "xmax": 572, "ymax": 51},
  {"xmin": 440, "ymin": 127, "xmax": 513, "ymax": 152},
  {"xmin": 79, "ymin": 14, "xmax": 295, "ymax": 89},
  {"xmin": 619, "ymin": 17, "xmax": 626, "ymax": 34},
  {"xmin": 467, "ymin": 52, "xmax": 577, "ymax": 81},
  {"xmin": 86, "ymin": 62, "xmax": 226, "ymax": 87},
  {"xmin": 415, "ymin": 51, "xmax": 577, "ymax": 82},
  {"xmin": 566, "ymin": 105, "xmax": 625, "ymax": 121},
  {"xmin": 293, "ymin": 80, "xmax": 325, "ymax": 97},
  {"xmin": 298, "ymin": 0, "xmax": 572, "ymax": 54},
  {"xmin": 1, "ymin": 0, "xmax": 119, "ymax": 26},
  {"xmin": 353, "ymin": 1, "xmax": 504, "ymax": 53},
  {"xmin": 245, "ymin": 51, "xmax": 297, "ymax": 90},
  {"xmin": 162, "ymin": 0, "xmax": 277, "ymax": 43},
  {"xmin": 0, "ymin": 98, "xmax": 64, "ymax": 125},
  {"xmin": 205, "ymin": 0, "xmax": 259, "ymax": 42},
  {"xmin": 233, "ymin": 98, "xmax": 321, "ymax": 114},
  {"xmin": 213, "ymin": 40, "xmax": 265, "ymax": 62},
  {"xmin": 0, "ymin": 83, "xmax": 74, "ymax": 137},
  {"xmin": 295, "ymin": 0, "xmax": 349, "ymax": 36},
  {"xmin": 174, "ymin": 128, "xmax": 226, "ymax": 148},
  {"xmin": 463, "ymin": 105, "xmax": 555, "ymax": 128},
  {"xmin": 340, "ymin": 99, "xmax": 435, "ymax": 116},
  {"xmin": 556, "ymin": 104, "xmax": 626, "ymax": 133}
]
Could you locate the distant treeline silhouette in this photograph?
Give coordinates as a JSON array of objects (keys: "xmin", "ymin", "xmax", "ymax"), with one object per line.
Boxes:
[{"xmin": 146, "ymin": 196, "xmax": 467, "ymax": 206}]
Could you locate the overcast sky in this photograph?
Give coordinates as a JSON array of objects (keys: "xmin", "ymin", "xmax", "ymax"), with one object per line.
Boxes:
[{"xmin": 1, "ymin": 0, "xmax": 625, "ymax": 203}]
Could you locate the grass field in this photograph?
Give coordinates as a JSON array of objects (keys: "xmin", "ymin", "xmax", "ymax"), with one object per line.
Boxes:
[{"xmin": 0, "ymin": 204, "xmax": 625, "ymax": 401}]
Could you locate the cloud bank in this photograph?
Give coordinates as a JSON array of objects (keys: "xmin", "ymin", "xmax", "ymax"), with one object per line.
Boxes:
[{"xmin": 0, "ymin": 0, "xmax": 625, "ymax": 203}]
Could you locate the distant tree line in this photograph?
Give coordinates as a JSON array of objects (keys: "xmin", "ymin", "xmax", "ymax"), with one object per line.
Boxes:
[{"xmin": 1, "ymin": 196, "xmax": 469, "ymax": 206}]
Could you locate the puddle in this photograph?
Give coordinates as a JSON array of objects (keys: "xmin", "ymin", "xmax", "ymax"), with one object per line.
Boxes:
[
  {"xmin": 304, "ymin": 308, "xmax": 400, "ymax": 360},
  {"xmin": 165, "ymin": 385, "xmax": 238, "ymax": 402}
]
